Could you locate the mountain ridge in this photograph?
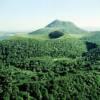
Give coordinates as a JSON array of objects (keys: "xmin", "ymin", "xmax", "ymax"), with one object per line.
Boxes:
[
  {"xmin": 30, "ymin": 20, "xmax": 90, "ymax": 35},
  {"xmin": 46, "ymin": 20, "xmax": 75, "ymax": 28}
]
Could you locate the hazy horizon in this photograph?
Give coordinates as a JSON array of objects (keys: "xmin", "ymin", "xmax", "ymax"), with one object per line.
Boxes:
[
  {"xmin": 0, "ymin": 0, "xmax": 100, "ymax": 32},
  {"xmin": 0, "ymin": 21, "xmax": 100, "ymax": 33}
]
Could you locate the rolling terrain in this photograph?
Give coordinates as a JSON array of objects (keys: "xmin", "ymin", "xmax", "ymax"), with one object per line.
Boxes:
[
  {"xmin": 82, "ymin": 31, "xmax": 100, "ymax": 45},
  {"xmin": 0, "ymin": 20, "xmax": 100, "ymax": 100}
]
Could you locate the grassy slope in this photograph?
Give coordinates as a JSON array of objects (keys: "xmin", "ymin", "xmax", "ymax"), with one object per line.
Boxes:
[
  {"xmin": 81, "ymin": 31, "xmax": 100, "ymax": 45},
  {"xmin": 30, "ymin": 20, "xmax": 90, "ymax": 36},
  {"xmin": 9, "ymin": 31, "xmax": 89, "ymax": 41}
]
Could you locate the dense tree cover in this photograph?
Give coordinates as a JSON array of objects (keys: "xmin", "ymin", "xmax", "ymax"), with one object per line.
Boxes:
[
  {"xmin": 83, "ymin": 47, "xmax": 100, "ymax": 70},
  {"xmin": 0, "ymin": 38, "xmax": 100, "ymax": 100},
  {"xmin": 85, "ymin": 41, "xmax": 97, "ymax": 51},
  {"xmin": 0, "ymin": 38, "xmax": 86, "ymax": 66},
  {"xmin": 0, "ymin": 61, "xmax": 100, "ymax": 100},
  {"xmin": 49, "ymin": 31, "xmax": 64, "ymax": 39}
]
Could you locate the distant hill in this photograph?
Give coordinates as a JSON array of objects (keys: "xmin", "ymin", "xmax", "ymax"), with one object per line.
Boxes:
[
  {"xmin": 30, "ymin": 20, "xmax": 90, "ymax": 35},
  {"xmin": 0, "ymin": 32, "xmax": 15, "ymax": 40},
  {"xmin": 0, "ymin": 32, "xmax": 29, "ymax": 40},
  {"xmin": 82, "ymin": 31, "xmax": 100, "ymax": 45},
  {"xmin": 91, "ymin": 31, "xmax": 100, "ymax": 34}
]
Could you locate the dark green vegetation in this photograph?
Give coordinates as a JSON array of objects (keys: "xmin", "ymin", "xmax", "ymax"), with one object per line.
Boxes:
[
  {"xmin": 0, "ymin": 37, "xmax": 100, "ymax": 100},
  {"xmin": 49, "ymin": 31, "xmax": 64, "ymax": 39},
  {"xmin": 0, "ymin": 20, "xmax": 100, "ymax": 100}
]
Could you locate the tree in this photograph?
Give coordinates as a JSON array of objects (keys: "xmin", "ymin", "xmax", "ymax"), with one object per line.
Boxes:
[{"xmin": 49, "ymin": 31, "xmax": 64, "ymax": 39}]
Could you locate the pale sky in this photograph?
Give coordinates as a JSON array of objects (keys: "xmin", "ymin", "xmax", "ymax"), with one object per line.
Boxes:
[{"xmin": 0, "ymin": 0, "xmax": 100, "ymax": 32}]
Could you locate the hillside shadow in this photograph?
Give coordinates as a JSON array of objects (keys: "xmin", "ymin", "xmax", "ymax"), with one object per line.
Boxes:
[{"xmin": 85, "ymin": 41, "xmax": 97, "ymax": 51}]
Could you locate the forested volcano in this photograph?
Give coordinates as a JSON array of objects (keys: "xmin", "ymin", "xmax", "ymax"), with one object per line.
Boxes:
[{"xmin": 30, "ymin": 20, "xmax": 90, "ymax": 35}]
